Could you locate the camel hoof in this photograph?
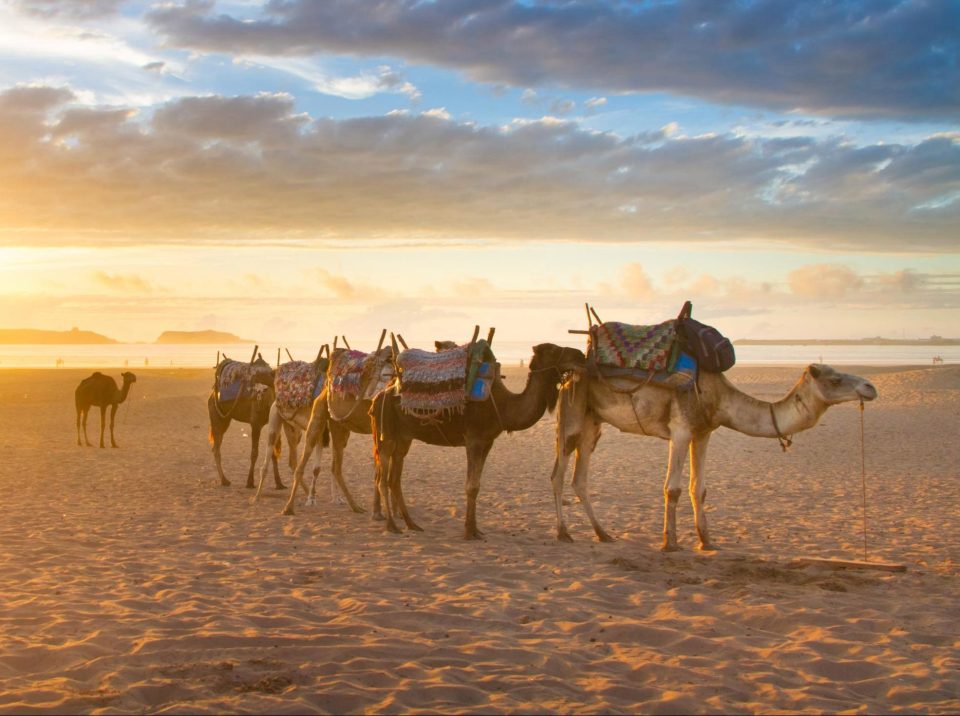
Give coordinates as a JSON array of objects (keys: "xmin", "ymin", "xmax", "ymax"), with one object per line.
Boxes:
[
  {"xmin": 351, "ymin": 505, "xmax": 366, "ymax": 515},
  {"xmin": 282, "ymin": 506, "xmax": 295, "ymax": 516},
  {"xmin": 406, "ymin": 522, "xmax": 423, "ymax": 532},
  {"xmin": 274, "ymin": 483, "xmax": 286, "ymax": 490},
  {"xmin": 660, "ymin": 542, "xmax": 681, "ymax": 553},
  {"xmin": 220, "ymin": 479, "xmax": 231, "ymax": 487},
  {"xmin": 372, "ymin": 512, "xmax": 385, "ymax": 522},
  {"xmin": 596, "ymin": 531, "xmax": 616, "ymax": 543},
  {"xmin": 557, "ymin": 530, "xmax": 574, "ymax": 543},
  {"xmin": 386, "ymin": 521, "xmax": 402, "ymax": 534},
  {"xmin": 304, "ymin": 495, "xmax": 317, "ymax": 507},
  {"xmin": 698, "ymin": 542, "xmax": 719, "ymax": 552}
]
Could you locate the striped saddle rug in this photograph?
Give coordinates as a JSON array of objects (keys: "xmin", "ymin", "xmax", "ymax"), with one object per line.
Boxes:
[
  {"xmin": 328, "ymin": 349, "xmax": 394, "ymax": 401},
  {"xmin": 215, "ymin": 358, "xmax": 273, "ymax": 403},
  {"xmin": 396, "ymin": 340, "xmax": 495, "ymax": 417},
  {"xmin": 275, "ymin": 360, "xmax": 326, "ymax": 410},
  {"xmin": 589, "ymin": 320, "xmax": 678, "ymax": 372}
]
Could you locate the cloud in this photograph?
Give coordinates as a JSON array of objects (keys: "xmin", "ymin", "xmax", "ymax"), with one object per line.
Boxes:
[
  {"xmin": 146, "ymin": 0, "xmax": 960, "ymax": 121},
  {"xmin": 788, "ymin": 264, "xmax": 864, "ymax": 299},
  {"xmin": 92, "ymin": 271, "xmax": 153, "ymax": 292},
  {"xmin": 0, "ymin": 84, "xmax": 957, "ymax": 252},
  {"xmin": 619, "ymin": 263, "xmax": 654, "ymax": 299},
  {"xmin": 451, "ymin": 278, "xmax": 494, "ymax": 297},
  {"xmin": 10, "ymin": 0, "xmax": 127, "ymax": 20}
]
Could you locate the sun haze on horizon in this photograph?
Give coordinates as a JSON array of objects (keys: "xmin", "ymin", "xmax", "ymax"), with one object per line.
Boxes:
[{"xmin": 0, "ymin": 1, "xmax": 957, "ymax": 345}]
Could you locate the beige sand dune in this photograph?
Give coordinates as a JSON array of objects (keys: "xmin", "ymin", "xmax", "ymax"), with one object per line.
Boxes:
[{"xmin": 0, "ymin": 364, "xmax": 957, "ymax": 714}]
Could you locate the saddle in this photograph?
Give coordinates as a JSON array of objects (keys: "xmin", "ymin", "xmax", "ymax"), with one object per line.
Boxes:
[
  {"xmin": 587, "ymin": 306, "xmax": 692, "ymax": 390},
  {"xmin": 328, "ymin": 348, "xmax": 393, "ymax": 401},
  {"xmin": 215, "ymin": 358, "xmax": 273, "ymax": 404},
  {"xmin": 395, "ymin": 339, "xmax": 497, "ymax": 417},
  {"xmin": 275, "ymin": 359, "xmax": 327, "ymax": 411},
  {"xmin": 585, "ymin": 301, "xmax": 735, "ymax": 391}
]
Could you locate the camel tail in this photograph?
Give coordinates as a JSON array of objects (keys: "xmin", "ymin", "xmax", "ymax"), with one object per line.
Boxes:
[
  {"xmin": 322, "ymin": 425, "xmax": 330, "ymax": 449},
  {"xmin": 208, "ymin": 426, "xmax": 215, "ymax": 445},
  {"xmin": 273, "ymin": 434, "xmax": 282, "ymax": 460}
]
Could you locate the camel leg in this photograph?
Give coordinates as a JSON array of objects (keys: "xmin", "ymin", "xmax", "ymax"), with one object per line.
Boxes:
[
  {"xmin": 284, "ymin": 422, "xmax": 300, "ymax": 475},
  {"xmin": 79, "ymin": 408, "xmax": 93, "ymax": 447},
  {"xmin": 689, "ymin": 433, "xmax": 716, "ymax": 551},
  {"xmin": 571, "ymin": 417, "xmax": 613, "ymax": 542},
  {"xmin": 329, "ymin": 424, "xmax": 364, "ymax": 514},
  {"xmin": 549, "ymin": 444, "xmax": 574, "ymax": 542},
  {"xmin": 109, "ymin": 404, "xmax": 119, "ymax": 448},
  {"xmin": 378, "ymin": 438, "xmax": 404, "ymax": 534},
  {"xmin": 76, "ymin": 408, "xmax": 82, "ymax": 446},
  {"xmin": 662, "ymin": 432, "xmax": 690, "ymax": 552},
  {"xmin": 255, "ymin": 405, "xmax": 283, "ymax": 500},
  {"xmin": 463, "ymin": 440, "xmax": 494, "ymax": 540},
  {"xmin": 98, "ymin": 406, "xmax": 107, "ymax": 448},
  {"xmin": 209, "ymin": 403, "xmax": 232, "ymax": 486},
  {"xmin": 246, "ymin": 422, "xmax": 263, "ymax": 489},
  {"xmin": 387, "ymin": 438, "xmax": 420, "ymax": 532},
  {"xmin": 282, "ymin": 402, "xmax": 327, "ymax": 515}
]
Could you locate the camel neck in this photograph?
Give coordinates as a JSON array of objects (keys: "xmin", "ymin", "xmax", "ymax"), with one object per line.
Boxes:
[
  {"xmin": 718, "ymin": 374, "xmax": 826, "ymax": 439},
  {"xmin": 491, "ymin": 366, "xmax": 557, "ymax": 431}
]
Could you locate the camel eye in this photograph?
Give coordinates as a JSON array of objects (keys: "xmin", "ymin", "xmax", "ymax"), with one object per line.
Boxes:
[{"xmin": 830, "ymin": 376, "xmax": 843, "ymax": 386}]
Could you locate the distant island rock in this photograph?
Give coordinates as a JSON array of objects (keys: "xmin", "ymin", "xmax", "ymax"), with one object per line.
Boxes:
[
  {"xmin": 155, "ymin": 330, "xmax": 253, "ymax": 344},
  {"xmin": 0, "ymin": 328, "xmax": 117, "ymax": 344}
]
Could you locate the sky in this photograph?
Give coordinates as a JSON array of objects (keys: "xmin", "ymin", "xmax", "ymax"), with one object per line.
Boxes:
[{"xmin": 0, "ymin": 0, "xmax": 957, "ymax": 347}]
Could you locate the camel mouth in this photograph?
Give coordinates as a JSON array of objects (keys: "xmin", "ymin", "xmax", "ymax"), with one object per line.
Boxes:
[{"xmin": 858, "ymin": 383, "xmax": 878, "ymax": 402}]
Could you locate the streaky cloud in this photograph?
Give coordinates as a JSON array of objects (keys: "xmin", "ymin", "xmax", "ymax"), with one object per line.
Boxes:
[{"xmin": 146, "ymin": 0, "xmax": 960, "ymax": 121}]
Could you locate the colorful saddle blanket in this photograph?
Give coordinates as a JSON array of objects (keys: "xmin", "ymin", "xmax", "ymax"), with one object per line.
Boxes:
[
  {"xmin": 396, "ymin": 340, "xmax": 495, "ymax": 417},
  {"xmin": 216, "ymin": 359, "xmax": 273, "ymax": 403},
  {"xmin": 589, "ymin": 320, "xmax": 678, "ymax": 372},
  {"xmin": 329, "ymin": 349, "xmax": 392, "ymax": 400},
  {"xmin": 275, "ymin": 360, "xmax": 325, "ymax": 410}
]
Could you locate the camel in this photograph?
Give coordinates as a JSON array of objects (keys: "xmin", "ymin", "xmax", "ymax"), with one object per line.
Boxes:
[
  {"xmin": 253, "ymin": 349, "xmax": 332, "ymax": 504},
  {"xmin": 371, "ymin": 341, "xmax": 585, "ymax": 539},
  {"xmin": 266, "ymin": 337, "xmax": 396, "ymax": 516},
  {"xmin": 75, "ymin": 371, "xmax": 137, "ymax": 447},
  {"xmin": 208, "ymin": 353, "xmax": 279, "ymax": 489},
  {"xmin": 548, "ymin": 363, "xmax": 878, "ymax": 551}
]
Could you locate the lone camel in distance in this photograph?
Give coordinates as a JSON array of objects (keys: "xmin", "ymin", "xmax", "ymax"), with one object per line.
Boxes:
[{"xmin": 75, "ymin": 371, "xmax": 137, "ymax": 448}]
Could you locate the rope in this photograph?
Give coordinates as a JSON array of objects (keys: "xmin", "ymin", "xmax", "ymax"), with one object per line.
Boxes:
[
  {"xmin": 860, "ymin": 398, "xmax": 868, "ymax": 562},
  {"xmin": 769, "ymin": 404, "xmax": 793, "ymax": 451}
]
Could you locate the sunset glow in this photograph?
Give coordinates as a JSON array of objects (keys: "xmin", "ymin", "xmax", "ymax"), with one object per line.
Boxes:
[{"xmin": 0, "ymin": 0, "xmax": 957, "ymax": 345}]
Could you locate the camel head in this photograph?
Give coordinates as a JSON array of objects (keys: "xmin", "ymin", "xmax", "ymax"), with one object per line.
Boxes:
[
  {"xmin": 250, "ymin": 356, "xmax": 275, "ymax": 387},
  {"xmin": 805, "ymin": 364, "xmax": 878, "ymax": 405},
  {"xmin": 361, "ymin": 346, "xmax": 397, "ymax": 400},
  {"xmin": 120, "ymin": 371, "xmax": 137, "ymax": 385},
  {"xmin": 435, "ymin": 340, "xmax": 458, "ymax": 351},
  {"xmin": 529, "ymin": 343, "xmax": 587, "ymax": 413}
]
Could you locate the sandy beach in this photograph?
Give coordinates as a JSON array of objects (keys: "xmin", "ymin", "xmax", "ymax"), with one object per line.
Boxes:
[{"xmin": 0, "ymin": 363, "xmax": 957, "ymax": 714}]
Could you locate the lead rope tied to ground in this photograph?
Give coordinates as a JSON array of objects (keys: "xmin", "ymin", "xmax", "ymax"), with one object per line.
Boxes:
[{"xmin": 860, "ymin": 398, "xmax": 868, "ymax": 562}]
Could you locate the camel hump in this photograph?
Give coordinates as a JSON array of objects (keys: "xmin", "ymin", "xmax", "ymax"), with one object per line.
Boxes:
[{"xmin": 79, "ymin": 371, "xmax": 104, "ymax": 385}]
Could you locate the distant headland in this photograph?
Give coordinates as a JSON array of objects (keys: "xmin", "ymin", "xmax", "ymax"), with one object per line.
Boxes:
[
  {"xmin": 155, "ymin": 330, "xmax": 253, "ymax": 344},
  {"xmin": 735, "ymin": 336, "xmax": 960, "ymax": 346},
  {"xmin": 0, "ymin": 328, "xmax": 117, "ymax": 344}
]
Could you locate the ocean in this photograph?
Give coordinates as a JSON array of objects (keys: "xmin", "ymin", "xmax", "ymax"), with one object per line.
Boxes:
[{"xmin": 0, "ymin": 340, "xmax": 956, "ymax": 369}]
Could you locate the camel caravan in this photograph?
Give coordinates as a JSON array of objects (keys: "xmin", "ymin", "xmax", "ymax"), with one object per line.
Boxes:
[{"xmin": 198, "ymin": 302, "xmax": 878, "ymax": 550}]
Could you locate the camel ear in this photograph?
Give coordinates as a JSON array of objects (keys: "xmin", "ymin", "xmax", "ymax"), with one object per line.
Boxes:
[{"xmin": 808, "ymin": 364, "xmax": 822, "ymax": 378}]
